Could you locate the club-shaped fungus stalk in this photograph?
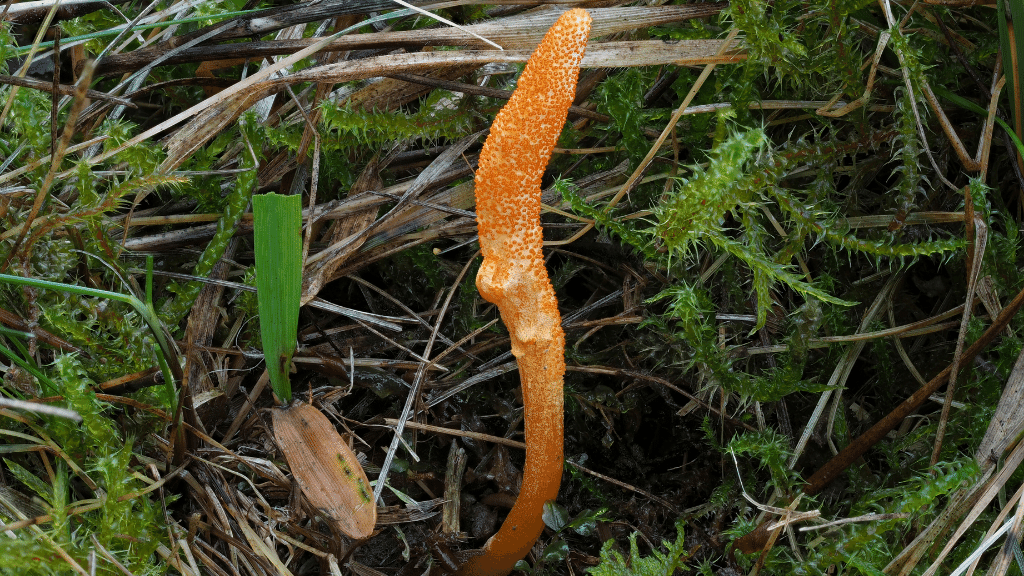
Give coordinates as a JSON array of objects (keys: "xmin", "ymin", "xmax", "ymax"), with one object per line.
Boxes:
[{"xmin": 452, "ymin": 9, "xmax": 591, "ymax": 576}]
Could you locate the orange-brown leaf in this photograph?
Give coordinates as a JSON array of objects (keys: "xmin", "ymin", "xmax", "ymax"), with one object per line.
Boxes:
[{"xmin": 272, "ymin": 402, "xmax": 376, "ymax": 539}]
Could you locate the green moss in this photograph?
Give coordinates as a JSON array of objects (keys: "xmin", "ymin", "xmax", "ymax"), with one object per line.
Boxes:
[
  {"xmin": 320, "ymin": 90, "xmax": 476, "ymax": 149},
  {"xmin": 588, "ymin": 519, "xmax": 690, "ymax": 576},
  {"xmin": 99, "ymin": 120, "xmax": 166, "ymax": 176},
  {"xmin": 0, "ymin": 355, "xmax": 167, "ymax": 575},
  {"xmin": 596, "ymin": 68, "xmax": 658, "ymax": 167},
  {"xmin": 161, "ymin": 120, "xmax": 261, "ymax": 327},
  {"xmin": 5, "ymin": 88, "xmax": 52, "ymax": 159}
]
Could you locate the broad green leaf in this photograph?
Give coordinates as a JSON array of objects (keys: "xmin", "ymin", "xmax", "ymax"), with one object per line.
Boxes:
[{"xmin": 253, "ymin": 193, "xmax": 302, "ymax": 403}]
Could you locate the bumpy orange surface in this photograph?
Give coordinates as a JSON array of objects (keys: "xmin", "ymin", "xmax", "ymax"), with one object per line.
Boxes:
[{"xmin": 456, "ymin": 9, "xmax": 591, "ymax": 576}]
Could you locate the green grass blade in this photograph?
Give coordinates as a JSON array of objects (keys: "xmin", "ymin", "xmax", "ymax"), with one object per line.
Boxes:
[
  {"xmin": 0, "ymin": 273, "xmax": 140, "ymax": 305},
  {"xmin": 12, "ymin": 9, "xmax": 265, "ymax": 56},
  {"xmin": 0, "ymin": 273, "xmax": 177, "ymax": 402},
  {"xmin": 0, "ymin": 340, "xmax": 58, "ymax": 394},
  {"xmin": 253, "ymin": 193, "xmax": 302, "ymax": 403},
  {"xmin": 932, "ymin": 84, "xmax": 1024, "ymax": 159},
  {"xmin": 999, "ymin": 0, "xmax": 1024, "ymax": 149}
]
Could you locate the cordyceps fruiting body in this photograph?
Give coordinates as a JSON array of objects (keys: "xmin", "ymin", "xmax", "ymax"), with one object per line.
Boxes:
[{"xmin": 452, "ymin": 8, "xmax": 591, "ymax": 576}]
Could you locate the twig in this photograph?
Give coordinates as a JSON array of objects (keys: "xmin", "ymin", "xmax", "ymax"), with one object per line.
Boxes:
[
  {"xmin": 383, "ymin": 419, "xmax": 680, "ymax": 512},
  {"xmin": 803, "ymin": 280, "xmax": 1024, "ymax": 496},
  {"xmin": 2, "ymin": 61, "xmax": 95, "ymax": 271},
  {"xmin": 0, "ymin": 397, "xmax": 80, "ymax": 421},
  {"xmin": 388, "ymin": 72, "xmax": 658, "ymax": 133},
  {"xmin": 934, "ymin": 10, "xmax": 1024, "ymax": 190},
  {"xmin": 789, "ymin": 274, "xmax": 900, "ymax": 469},
  {"xmin": 373, "ymin": 251, "xmax": 474, "ymax": 505},
  {"xmin": 799, "ymin": 513, "xmax": 910, "ymax": 531},
  {"xmin": 930, "ymin": 191, "xmax": 986, "ymax": 466}
]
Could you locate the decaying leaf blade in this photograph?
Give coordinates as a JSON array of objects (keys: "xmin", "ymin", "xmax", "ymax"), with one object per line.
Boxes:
[{"xmin": 273, "ymin": 401, "xmax": 376, "ymax": 539}]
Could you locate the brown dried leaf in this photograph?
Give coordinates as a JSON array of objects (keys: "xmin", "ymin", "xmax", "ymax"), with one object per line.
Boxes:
[{"xmin": 272, "ymin": 401, "xmax": 377, "ymax": 539}]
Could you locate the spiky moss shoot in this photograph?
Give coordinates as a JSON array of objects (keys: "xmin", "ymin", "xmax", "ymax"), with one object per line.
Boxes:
[{"xmin": 655, "ymin": 128, "xmax": 766, "ymax": 255}]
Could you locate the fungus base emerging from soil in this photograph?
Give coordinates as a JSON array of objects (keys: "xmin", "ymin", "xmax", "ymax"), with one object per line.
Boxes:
[{"xmin": 454, "ymin": 8, "xmax": 591, "ymax": 576}]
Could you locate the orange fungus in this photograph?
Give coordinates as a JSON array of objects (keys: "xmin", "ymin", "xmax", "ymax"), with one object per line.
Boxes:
[{"xmin": 455, "ymin": 8, "xmax": 591, "ymax": 576}]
